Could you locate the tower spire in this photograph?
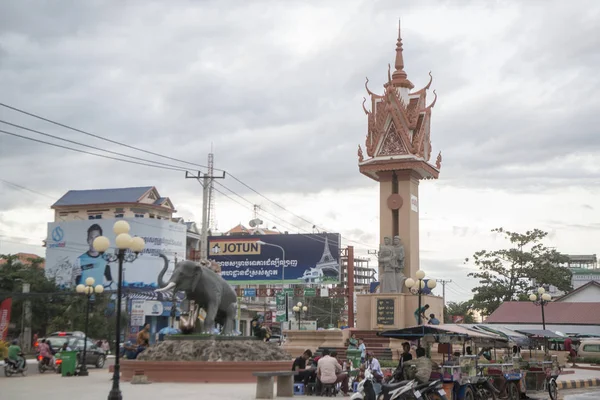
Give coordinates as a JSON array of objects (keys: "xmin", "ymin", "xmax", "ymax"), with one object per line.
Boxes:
[{"xmin": 392, "ymin": 19, "xmax": 414, "ymax": 89}]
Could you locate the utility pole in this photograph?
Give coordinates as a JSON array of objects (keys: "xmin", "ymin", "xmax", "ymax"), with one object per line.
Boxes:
[
  {"xmin": 185, "ymin": 154, "xmax": 225, "ymax": 260},
  {"xmin": 22, "ymin": 283, "xmax": 31, "ymax": 352},
  {"xmin": 437, "ymin": 279, "xmax": 452, "ymax": 306}
]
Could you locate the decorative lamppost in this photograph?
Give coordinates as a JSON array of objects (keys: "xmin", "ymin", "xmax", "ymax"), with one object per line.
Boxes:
[
  {"xmin": 292, "ymin": 302, "xmax": 308, "ymax": 330},
  {"xmin": 530, "ymin": 287, "xmax": 552, "ymax": 354},
  {"xmin": 92, "ymin": 220, "xmax": 145, "ymax": 400},
  {"xmin": 256, "ymin": 240, "xmax": 288, "ymax": 340},
  {"xmin": 405, "ymin": 270, "xmax": 437, "ymax": 346},
  {"xmin": 75, "ymin": 277, "xmax": 104, "ymax": 376}
]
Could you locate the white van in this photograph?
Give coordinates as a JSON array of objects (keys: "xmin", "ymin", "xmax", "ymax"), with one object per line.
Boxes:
[{"xmin": 577, "ymin": 339, "xmax": 600, "ymax": 359}]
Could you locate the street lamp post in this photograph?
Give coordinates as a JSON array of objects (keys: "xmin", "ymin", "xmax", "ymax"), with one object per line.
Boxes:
[
  {"xmin": 405, "ymin": 270, "xmax": 437, "ymax": 346},
  {"xmin": 75, "ymin": 277, "xmax": 104, "ymax": 376},
  {"xmin": 92, "ymin": 220, "xmax": 145, "ymax": 400},
  {"xmin": 256, "ymin": 240, "xmax": 288, "ymax": 326},
  {"xmin": 530, "ymin": 287, "xmax": 552, "ymax": 354},
  {"xmin": 292, "ymin": 302, "xmax": 308, "ymax": 330}
]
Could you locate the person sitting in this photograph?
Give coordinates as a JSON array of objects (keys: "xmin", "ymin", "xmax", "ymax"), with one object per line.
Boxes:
[
  {"xmin": 317, "ymin": 349, "xmax": 349, "ymax": 396},
  {"xmin": 38, "ymin": 339, "xmax": 53, "ymax": 366},
  {"xmin": 466, "ymin": 346, "xmax": 473, "ymax": 356},
  {"xmin": 428, "ymin": 313, "xmax": 440, "ymax": 325},
  {"xmin": 478, "ymin": 347, "xmax": 492, "ymax": 361},
  {"xmin": 60, "ymin": 342, "xmax": 72, "ymax": 352},
  {"xmin": 292, "ymin": 349, "xmax": 316, "ymax": 386},
  {"xmin": 403, "ymin": 347, "xmax": 432, "ymax": 384},
  {"xmin": 8, "ymin": 339, "xmax": 25, "ymax": 371},
  {"xmin": 347, "ymin": 333, "xmax": 359, "ymax": 349}
]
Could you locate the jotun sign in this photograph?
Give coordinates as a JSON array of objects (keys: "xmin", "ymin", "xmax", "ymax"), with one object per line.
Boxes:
[{"xmin": 208, "ymin": 233, "xmax": 341, "ymax": 285}]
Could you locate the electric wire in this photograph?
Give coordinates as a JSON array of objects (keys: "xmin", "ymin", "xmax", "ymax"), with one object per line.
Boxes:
[{"xmin": 0, "ymin": 102, "xmax": 220, "ymax": 171}]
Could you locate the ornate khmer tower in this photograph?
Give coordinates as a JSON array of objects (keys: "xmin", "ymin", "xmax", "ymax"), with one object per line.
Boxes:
[{"xmin": 358, "ymin": 22, "xmax": 441, "ymax": 294}]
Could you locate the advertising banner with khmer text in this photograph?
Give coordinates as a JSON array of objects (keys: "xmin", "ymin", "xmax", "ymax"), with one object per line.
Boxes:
[
  {"xmin": 208, "ymin": 233, "xmax": 341, "ymax": 285},
  {"xmin": 45, "ymin": 218, "xmax": 186, "ymax": 291}
]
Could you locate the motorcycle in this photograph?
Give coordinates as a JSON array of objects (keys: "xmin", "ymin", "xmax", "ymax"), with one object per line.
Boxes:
[
  {"xmin": 350, "ymin": 368, "xmax": 377, "ymax": 400},
  {"xmin": 4, "ymin": 354, "xmax": 28, "ymax": 377},
  {"xmin": 37, "ymin": 355, "xmax": 57, "ymax": 373}
]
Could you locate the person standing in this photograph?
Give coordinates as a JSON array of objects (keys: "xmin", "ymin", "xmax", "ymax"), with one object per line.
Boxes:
[
  {"xmin": 414, "ymin": 304, "xmax": 430, "ymax": 325},
  {"xmin": 358, "ymin": 338, "xmax": 367, "ymax": 364},
  {"xmin": 396, "ymin": 342, "xmax": 413, "ymax": 371}
]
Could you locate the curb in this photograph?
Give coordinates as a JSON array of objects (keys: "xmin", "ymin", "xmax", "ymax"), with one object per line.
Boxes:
[{"xmin": 559, "ymin": 378, "xmax": 600, "ymax": 389}]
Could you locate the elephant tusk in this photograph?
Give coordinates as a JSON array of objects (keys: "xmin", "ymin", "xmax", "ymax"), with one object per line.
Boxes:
[{"xmin": 155, "ymin": 282, "xmax": 176, "ymax": 293}]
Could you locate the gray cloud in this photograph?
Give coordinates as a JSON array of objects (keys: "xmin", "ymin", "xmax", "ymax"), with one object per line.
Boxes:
[{"xmin": 0, "ymin": 0, "xmax": 599, "ymax": 216}]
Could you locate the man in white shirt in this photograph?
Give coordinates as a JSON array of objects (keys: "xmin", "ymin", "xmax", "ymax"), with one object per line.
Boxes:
[{"xmin": 317, "ymin": 349, "xmax": 349, "ymax": 396}]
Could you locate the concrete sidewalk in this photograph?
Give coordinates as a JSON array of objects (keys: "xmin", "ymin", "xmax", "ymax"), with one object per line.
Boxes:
[
  {"xmin": 556, "ymin": 365, "xmax": 600, "ymax": 390},
  {"xmin": 0, "ymin": 370, "xmax": 293, "ymax": 400}
]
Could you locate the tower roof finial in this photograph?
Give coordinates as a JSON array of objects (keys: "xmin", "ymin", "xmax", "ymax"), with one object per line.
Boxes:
[{"xmin": 392, "ymin": 19, "xmax": 414, "ymax": 89}]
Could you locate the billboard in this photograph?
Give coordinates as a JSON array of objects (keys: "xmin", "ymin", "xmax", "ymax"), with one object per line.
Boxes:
[
  {"xmin": 45, "ymin": 218, "xmax": 186, "ymax": 291},
  {"xmin": 208, "ymin": 233, "xmax": 341, "ymax": 285}
]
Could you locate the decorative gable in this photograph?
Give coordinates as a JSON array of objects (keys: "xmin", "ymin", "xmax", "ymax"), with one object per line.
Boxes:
[{"xmin": 377, "ymin": 123, "xmax": 409, "ymax": 156}]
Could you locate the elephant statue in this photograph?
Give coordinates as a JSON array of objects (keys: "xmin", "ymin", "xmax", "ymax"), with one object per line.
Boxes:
[{"xmin": 155, "ymin": 253, "xmax": 237, "ymax": 335}]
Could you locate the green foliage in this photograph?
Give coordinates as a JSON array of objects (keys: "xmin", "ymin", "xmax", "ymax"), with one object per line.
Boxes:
[
  {"xmin": 303, "ymin": 296, "xmax": 346, "ymax": 329},
  {"xmin": 465, "ymin": 228, "xmax": 572, "ymax": 316},
  {"xmin": 0, "ymin": 253, "xmax": 117, "ymax": 341},
  {"xmin": 0, "ymin": 340, "xmax": 8, "ymax": 358},
  {"xmin": 443, "ymin": 301, "xmax": 476, "ymax": 324}
]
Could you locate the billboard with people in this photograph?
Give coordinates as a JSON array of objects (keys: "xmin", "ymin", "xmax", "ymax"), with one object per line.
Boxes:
[
  {"xmin": 45, "ymin": 218, "xmax": 186, "ymax": 290},
  {"xmin": 208, "ymin": 233, "xmax": 341, "ymax": 285}
]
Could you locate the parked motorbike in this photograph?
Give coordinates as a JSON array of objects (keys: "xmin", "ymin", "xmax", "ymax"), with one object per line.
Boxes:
[
  {"xmin": 350, "ymin": 368, "xmax": 377, "ymax": 400},
  {"xmin": 4, "ymin": 354, "xmax": 28, "ymax": 377}
]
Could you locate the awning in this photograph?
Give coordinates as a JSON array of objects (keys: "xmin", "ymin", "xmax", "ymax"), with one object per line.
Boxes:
[
  {"xmin": 378, "ymin": 324, "xmax": 508, "ymax": 346},
  {"xmin": 514, "ymin": 329, "xmax": 563, "ymax": 339}
]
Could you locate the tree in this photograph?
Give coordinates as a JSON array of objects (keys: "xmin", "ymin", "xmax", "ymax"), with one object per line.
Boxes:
[
  {"xmin": 466, "ymin": 228, "xmax": 572, "ymax": 316},
  {"xmin": 303, "ymin": 297, "xmax": 346, "ymax": 329},
  {"xmin": 444, "ymin": 301, "xmax": 476, "ymax": 324}
]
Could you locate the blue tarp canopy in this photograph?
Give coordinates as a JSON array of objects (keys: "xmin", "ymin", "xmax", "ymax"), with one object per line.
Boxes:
[{"xmin": 378, "ymin": 324, "xmax": 508, "ymax": 346}]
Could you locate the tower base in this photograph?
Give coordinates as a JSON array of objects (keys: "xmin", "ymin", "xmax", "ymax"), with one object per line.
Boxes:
[{"xmin": 356, "ymin": 293, "xmax": 444, "ymax": 330}]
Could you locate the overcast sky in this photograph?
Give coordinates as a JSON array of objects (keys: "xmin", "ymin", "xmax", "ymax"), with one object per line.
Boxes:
[{"xmin": 1, "ymin": 0, "xmax": 599, "ymax": 303}]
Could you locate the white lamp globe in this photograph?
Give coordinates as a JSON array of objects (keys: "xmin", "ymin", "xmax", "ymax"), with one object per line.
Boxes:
[
  {"xmin": 293, "ymin": 306, "xmax": 299, "ymax": 312},
  {"xmin": 95, "ymin": 285, "xmax": 104, "ymax": 294},
  {"xmin": 427, "ymin": 279, "xmax": 437, "ymax": 289},
  {"xmin": 76, "ymin": 284, "xmax": 86, "ymax": 293},
  {"xmin": 416, "ymin": 270, "xmax": 426, "ymax": 280},
  {"xmin": 86, "ymin": 286, "xmax": 94, "ymax": 295},
  {"xmin": 297, "ymin": 302, "xmax": 303, "ymax": 308},
  {"xmin": 538, "ymin": 287, "xmax": 545, "ymax": 294},
  {"xmin": 113, "ymin": 220, "xmax": 130, "ymax": 235},
  {"xmin": 131, "ymin": 236, "xmax": 145, "ymax": 253},
  {"xmin": 302, "ymin": 306, "xmax": 308, "ymax": 312},
  {"xmin": 542, "ymin": 293, "xmax": 551, "ymax": 301},
  {"xmin": 115, "ymin": 233, "xmax": 133, "ymax": 249},
  {"xmin": 529, "ymin": 294, "xmax": 537, "ymax": 302},
  {"xmin": 420, "ymin": 280, "xmax": 426, "ymax": 289},
  {"xmin": 85, "ymin": 277, "xmax": 95, "ymax": 287},
  {"xmin": 405, "ymin": 278, "xmax": 415, "ymax": 288},
  {"xmin": 92, "ymin": 236, "xmax": 110, "ymax": 253}
]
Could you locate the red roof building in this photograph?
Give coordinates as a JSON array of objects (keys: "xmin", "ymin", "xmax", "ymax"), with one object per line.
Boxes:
[
  {"xmin": 485, "ymin": 301, "xmax": 600, "ymax": 326},
  {"xmin": 0, "ymin": 252, "xmax": 45, "ymax": 269}
]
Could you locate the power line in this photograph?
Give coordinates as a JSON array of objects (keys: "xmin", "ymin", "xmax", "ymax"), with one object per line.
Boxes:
[
  {"xmin": 0, "ymin": 102, "xmax": 221, "ymax": 171},
  {"xmin": 0, "ymin": 128, "xmax": 186, "ymax": 172},
  {"xmin": 0, "ymin": 119, "xmax": 193, "ymax": 172},
  {"xmin": 0, "ymin": 103, "xmax": 376, "ymax": 250},
  {"xmin": 0, "ymin": 178, "xmax": 55, "ymax": 199}
]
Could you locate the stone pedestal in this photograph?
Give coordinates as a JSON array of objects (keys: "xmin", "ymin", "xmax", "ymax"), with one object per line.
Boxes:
[
  {"xmin": 356, "ymin": 293, "xmax": 444, "ymax": 330},
  {"xmin": 283, "ymin": 329, "xmax": 348, "ymax": 357}
]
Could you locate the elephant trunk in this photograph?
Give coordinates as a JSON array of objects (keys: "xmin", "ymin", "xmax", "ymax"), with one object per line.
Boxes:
[{"xmin": 157, "ymin": 253, "xmax": 170, "ymax": 288}]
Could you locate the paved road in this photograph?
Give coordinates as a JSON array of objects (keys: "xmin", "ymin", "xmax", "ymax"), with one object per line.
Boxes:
[
  {"xmin": 564, "ymin": 389, "xmax": 600, "ymax": 399},
  {"xmin": 1, "ymin": 358, "xmax": 114, "ymax": 377}
]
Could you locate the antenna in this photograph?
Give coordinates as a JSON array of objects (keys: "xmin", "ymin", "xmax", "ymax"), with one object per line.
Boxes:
[{"xmin": 207, "ymin": 151, "xmax": 215, "ymax": 231}]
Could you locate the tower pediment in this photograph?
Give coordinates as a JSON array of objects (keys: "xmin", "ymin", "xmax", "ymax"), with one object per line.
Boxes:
[{"xmin": 357, "ymin": 22, "xmax": 441, "ymax": 181}]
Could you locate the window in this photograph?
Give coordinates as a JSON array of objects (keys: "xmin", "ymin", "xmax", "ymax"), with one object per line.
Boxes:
[
  {"xmin": 114, "ymin": 214, "xmax": 124, "ymax": 218},
  {"xmin": 149, "ymin": 214, "xmax": 155, "ymax": 219},
  {"xmin": 583, "ymin": 344, "xmax": 600, "ymax": 352},
  {"xmin": 88, "ymin": 214, "xmax": 102, "ymax": 220},
  {"xmin": 135, "ymin": 214, "xmax": 144, "ymax": 218}
]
